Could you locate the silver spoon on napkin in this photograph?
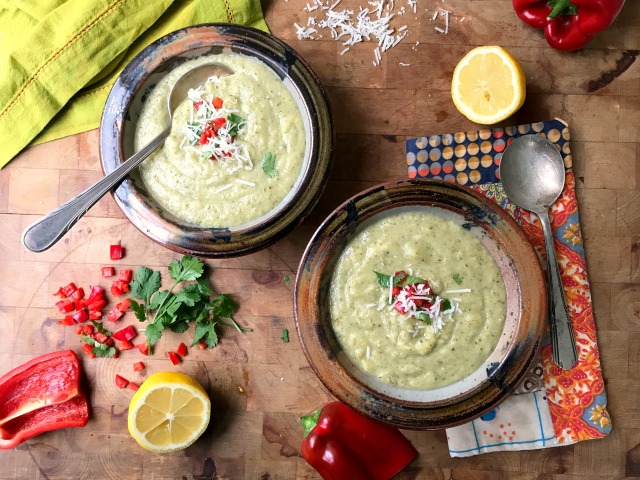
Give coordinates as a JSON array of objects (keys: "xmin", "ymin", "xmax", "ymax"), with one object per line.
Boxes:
[
  {"xmin": 22, "ymin": 62, "xmax": 233, "ymax": 253},
  {"xmin": 500, "ymin": 134, "xmax": 578, "ymax": 370}
]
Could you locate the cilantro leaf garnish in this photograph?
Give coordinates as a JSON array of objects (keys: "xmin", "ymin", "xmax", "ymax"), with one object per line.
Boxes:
[
  {"xmin": 452, "ymin": 273, "xmax": 463, "ymax": 285},
  {"xmin": 130, "ymin": 256, "xmax": 250, "ymax": 349},
  {"xmin": 281, "ymin": 328, "xmax": 290, "ymax": 343},
  {"xmin": 261, "ymin": 152, "xmax": 278, "ymax": 178},
  {"xmin": 442, "ymin": 299, "xmax": 453, "ymax": 312},
  {"xmin": 416, "ymin": 313, "xmax": 432, "ymax": 325},
  {"xmin": 374, "ymin": 271, "xmax": 425, "ymax": 288},
  {"xmin": 81, "ymin": 335, "xmax": 116, "ymax": 358},
  {"xmin": 283, "ymin": 275, "xmax": 291, "ymax": 285},
  {"xmin": 227, "ymin": 113, "xmax": 245, "ymax": 137}
]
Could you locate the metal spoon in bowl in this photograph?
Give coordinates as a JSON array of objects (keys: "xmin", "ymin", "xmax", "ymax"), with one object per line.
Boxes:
[
  {"xmin": 22, "ymin": 62, "xmax": 233, "ymax": 253},
  {"xmin": 500, "ymin": 134, "xmax": 578, "ymax": 370}
]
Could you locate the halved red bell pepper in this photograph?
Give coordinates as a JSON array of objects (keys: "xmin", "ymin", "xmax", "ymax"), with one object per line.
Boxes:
[
  {"xmin": 0, "ymin": 392, "xmax": 89, "ymax": 450},
  {"xmin": 300, "ymin": 402, "xmax": 417, "ymax": 480},
  {"xmin": 513, "ymin": 0, "xmax": 625, "ymax": 50}
]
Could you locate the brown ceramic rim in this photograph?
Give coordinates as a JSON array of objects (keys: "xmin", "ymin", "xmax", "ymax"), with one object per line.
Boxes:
[
  {"xmin": 294, "ymin": 179, "xmax": 547, "ymax": 429},
  {"xmin": 99, "ymin": 24, "xmax": 333, "ymax": 257}
]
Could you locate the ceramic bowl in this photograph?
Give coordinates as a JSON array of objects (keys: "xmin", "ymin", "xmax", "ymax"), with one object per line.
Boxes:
[
  {"xmin": 100, "ymin": 24, "xmax": 332, "ymax": 257},
  {"xmin": 294, "ymin": 180, "xmax": 546, "ymax": 429}
]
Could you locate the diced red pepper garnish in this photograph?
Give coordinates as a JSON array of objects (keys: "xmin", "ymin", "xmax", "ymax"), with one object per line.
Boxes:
[
  {"xmin": 197, "ymin": 341, "xmax": 207, "ymax": 350},
  {"xmin": 116, "ymin": 299, "xmax": 130, "ymax": 313},
  {"xmin": 118, "ymin": 269, "xmax": 132, "ymax": 283},
  {"xmin": 134, "ymin": 343, "xmax": 149, "ymax": 356},
  {"xmin": 168, "ymin": 352, "xmax": 180, "ymax": 365},
  {"xmin": 87, "ymin": 286, "xmax": 104, "ymax": 303},
  {"xmin": 87, "ymin": 298, "xmax": 106, "ymax": 313},
  {"xmin": 56, "ymin": 316, "xmax": 75, "ymax": 326},
  {"xmin": 115, "ymin": 375, "xmax": 129, "ymax": 389},
  {"xmin": 133, "ymin": 362, "xmax": 145, "ymax": 372},
  {"xmin": 110, "ymin": 284, "xmax": 123, "ymax": 297},
  {"xmin": 194, "ymin": 100, "xmax": 203, "ymax": 110},
  {"xmin": 116, "ymin": 340, "xmax": 134, "ymax": 351},
  {"xmin": 105, "ymin": 337, "xmax": 115, "ymax": 348},
  {"xmin": 89, "ymin": 311, "xmax": 102, "ymax": 320},
  {"xmin": 74, "ymin": 325, "xmax": 83, "ymax": 335},
  {"xmin": 74, "ymin": 299, "xmax": 86, "ymax": 311},
  {"xmin": 82, "ymin": 343, "xmax": 96, "ymax": 358},
  {"xmin": 212, "ymin": 97, "xmax": 223, "ymax": 109},
  {"xmin": 55, "ymin": 298, "xmax": 75, "ymax": 314},
  {"xmin": 211, "ymin": 117, "xmax": 227, "ymax": 128},
  {"xmin": 112, "ymin": 325, "xmax": 136, "ymax": 342},
  {"xmin": 93, "ymin": 332, "xmax": 109, "ymax": 344},
  {"xmin": 107, "ymin": 308, "xmax": 124, "ymax": 323},
  {"xmin": 82, "ymin": 324, "xmax": 94, "ymax": 335},
  {"xmin": 199, "ymin": 132, "xmax": 209, "ymax": 145},
  {"xmin": 52, "ymin": 287, "xmax": 66, "ymax": 298},
  {"xmin": 101, "ymin": 267, "xmax": 115, "ymax": 278},
  {"xmin": 61, "ymin": 283, "xmax": 77, "ymax": 297},
  {"xmin": 70, "ymin": 288, "xmax": 84, "ymax": 301},
  {"xmin": 72, "ymin": 309, "xmax": 89, "ymax": 324},
  {"xmin": 177, "ymin": 342, "xmax": 188, "ymax": 357},
  {"xmin": 110, "ymin": 244, "xmax": 123, "ymax": 260},
  {"xmin": 128, "ymin": 382, "xmax": 140, "ymax": 392}
]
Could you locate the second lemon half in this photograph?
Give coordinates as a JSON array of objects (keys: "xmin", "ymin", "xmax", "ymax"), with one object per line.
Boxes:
[{"xmin": 451, "ymin": 46, "xmax": 526, "ymax": 125}]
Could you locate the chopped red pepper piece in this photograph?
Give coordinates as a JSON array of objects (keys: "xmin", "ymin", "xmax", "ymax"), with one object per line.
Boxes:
[
  {"xmin": 111, "ymin": 280, "xmax": 130, "ymax": 294},
  {"xmin": 0, "ymin": 393, "xmax": 89, "ymax": 450},
  {"xmin": 118, "ymin": 269, "xmax": 133, "ymax": 283},
  {"xmin": 82, "ymin": 324, "xmax": 94, "ymax": 335},
  {"xmin": 102, "ymin": 267, "xmax": 116, "ymax": 278},
  {"xmin": 56, "ymin": 316, "xmax": 75, "ymax": 326},
  {"xmin": 116, "ymin": 340, "xmax": 134, "ymax": 351},
  {"xmin": 115, "ymin": 374, "xmax": 129, "ymax": 389},
  {"xmin": 112, "ymin": 325, "xmax": 137, "ymax": 342},
  {"xmin": 72, "ymin": 309, "xmax": 89, "ymax": 324},
  {"xmin": 197, "ymin": 341, "xmax": 207, "ymax": 350},
  {"xmin": 87, "ymin": 298, "xmax": 107, "ymax": 313},
  {"xmin": 71, "ymin": 288, "xmax": 85, "ymax": 301},
  {"xmin": 300, "ymin": 402, "xmax": 417, "ymax": 480},
  {"xmin": 107, "ymin": 307, "xmax": 124, "ymax": 323},
  {"xmin": 93, "ymin": 332, "xmax": 109, "ymax": 344},
  {"xmin": 134, "ymin": 343, "xmax": 149, "ymax": 356},
  {"xmin": 133, "ymin": 362, "xmax": 145, "ymax": 372},
  {"xmin": 110, "ymin": 244, "xmax": 123, "ymax": 260},
  {"xmin": 128, "ymin": 382, "xmax": 140, "ymax": 392},
  {"xmin": 177, "ymin": 342, "xmax": 188, "ymax": 357},
  {"xmin": 116, "ymin": 299, "xmax": 130, "ymax": 312},
  {"xmin": 89, "ymin": 311, "xmax": 102, "ymax": 320},
  {"xmin": 110, "ymin": 284, "xmax": 123, "ymax": 297},
  {"xmin": 211, "ymin": 117, "xmax": 227, "ymax": 128},
  {"xmin": 82, "ymin": 343, "xmax": 96, "ymax": 358},
  {"xmin": 52, "ymin": 287, "xmax": 66, "ymax": 298},
  {"xmin": 87, "ymin": 285, "xmax": 104, "ymax": 303},
  {"xmin": 61, "ymin": 283, "xmax": 77, "ymax": 297},
  {"xmin": 0, "ymin": 350, "xmax": 86, "ymax": 450},
  {"xmin": 168, "ymin": 351, "xmax": 180, "ymax": 365},
  {"xmin": 74, "ymin": 299, "xmax": 86, "ymax": 311},
  {"xmin": 212, "ymin": 97, "xmax": 223, "ymax": 109},
  {"xmin": 74, "ymin": 325, "xmax": 83, "ymax": 335},
  {"xmin": 55, "ymin": 298, "xmax": 75, "ymax": 314},
  {"xmin": 105, "ymin": 337, "xmax": 115, "ymax": 348}
]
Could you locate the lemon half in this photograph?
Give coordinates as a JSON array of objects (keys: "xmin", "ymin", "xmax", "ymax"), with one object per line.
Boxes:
[
  {"xmin": 451, "ymin": 46, "xmax": 526, "ymax": 125},
  {"xmin": 128, "ymin": 371, "xmax": 211, "ymax": 453}
]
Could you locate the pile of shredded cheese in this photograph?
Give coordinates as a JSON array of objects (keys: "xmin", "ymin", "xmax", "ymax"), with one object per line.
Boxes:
[
  {"xmin": 180, "ymin": 80, "xmax": 253, "ymax": 175},
  {"xmin": 294, "ymin": 0, "xmax": 457, "ymax": 66}
]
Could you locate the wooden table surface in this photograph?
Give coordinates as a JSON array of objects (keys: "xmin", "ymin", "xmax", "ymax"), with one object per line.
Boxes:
[{"xmin": 1, "ymin": 0, "xmax": 639, "ymax": 478}]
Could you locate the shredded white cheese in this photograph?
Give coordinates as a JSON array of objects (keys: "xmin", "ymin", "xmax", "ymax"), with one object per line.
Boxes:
[{"xmin": 445, "ymin": 288, "xmax": 472, "ymax": 294}]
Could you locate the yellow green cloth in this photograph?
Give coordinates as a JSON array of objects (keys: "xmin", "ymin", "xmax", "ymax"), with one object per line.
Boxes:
[{"xmin": 0, "ymin": 0, "xmax": 268, "ymax": 169}]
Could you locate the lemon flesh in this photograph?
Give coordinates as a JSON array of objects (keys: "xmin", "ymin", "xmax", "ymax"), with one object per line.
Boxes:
[
  {"xmin": 128, "ymin": 371, "xmax": 211, "ymax": 453},
  {"xmin": 451, "ymin": 46, "xmax": 526, "ymax": 125}
]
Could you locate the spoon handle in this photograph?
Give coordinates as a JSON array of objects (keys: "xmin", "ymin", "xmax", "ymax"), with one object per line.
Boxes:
[
  {"xmin": 22, "ymin": 128, "xmax": 170, "ymax": 253},
  {"xmin": 538, "ymin": 210, "xmax": 578, "ymax": 370}
]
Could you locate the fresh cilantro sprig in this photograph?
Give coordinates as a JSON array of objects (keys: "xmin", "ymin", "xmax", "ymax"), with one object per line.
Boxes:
[{"xmin": 129, "ymin": 256, "xmax": 250, "ymax": 349}]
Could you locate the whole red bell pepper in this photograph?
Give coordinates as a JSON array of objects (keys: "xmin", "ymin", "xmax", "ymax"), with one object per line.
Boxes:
[
  {"xmin": 0, "ymin": 350, "xmax": 89, "ymax": 449},
  {"xmin": 300, "ymin": 402, "xmax": 417, "ymax": 480},
  {"xmin": 513, "ymin": 0, "xmax": 625, "ymax": 50}
]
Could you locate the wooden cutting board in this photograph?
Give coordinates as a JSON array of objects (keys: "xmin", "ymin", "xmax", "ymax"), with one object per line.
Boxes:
[{"xmin": 0, "ymin": 0, "xmax": 639, "ymax": 478}]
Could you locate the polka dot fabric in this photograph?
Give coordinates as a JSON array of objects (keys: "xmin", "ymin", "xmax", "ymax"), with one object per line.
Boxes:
[{"xmin": 406, "ymin": 119, "xmax": 611, "ymax": 456}]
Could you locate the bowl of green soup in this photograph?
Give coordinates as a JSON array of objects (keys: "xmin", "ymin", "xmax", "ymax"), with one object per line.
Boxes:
[
  {"xmin": 294, "ymin": 180, "xmax": 546, "ymax": 429},
  {"xmin": 100, "ymin": 24, "xmax": 332, "ymax": 257}
]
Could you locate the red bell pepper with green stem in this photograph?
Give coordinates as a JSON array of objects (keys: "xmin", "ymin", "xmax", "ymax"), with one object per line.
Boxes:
[
  {"xmin": 513, "ymin": 0, "xmax": 625, "ymax": 50},
  {"xmin": 300, "ymin": 402, "xmax": 417, "ymax": 480}
]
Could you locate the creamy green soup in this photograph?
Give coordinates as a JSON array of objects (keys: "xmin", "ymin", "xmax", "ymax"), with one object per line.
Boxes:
[
  {"xmin": 134, "ymin": 53, "xmax": 306, "ymax": 227},
  {"xmin": 329, "ymin": 210, "xmax": 507, "ymax": 390}
]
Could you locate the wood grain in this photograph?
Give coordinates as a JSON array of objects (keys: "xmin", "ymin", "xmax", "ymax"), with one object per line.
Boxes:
[{"xmin": 0, "ymin": 0, "xmax": 638, "ymax": 478}]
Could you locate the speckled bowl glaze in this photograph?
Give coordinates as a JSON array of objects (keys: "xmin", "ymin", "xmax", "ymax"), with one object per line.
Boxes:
[
  {"xmin": 100, "ymin": 24, "xmax": 332, "ymax": 257},
  {"xmin": 294, "ymin": 180, "xmax": 546, "ymax": 430}
]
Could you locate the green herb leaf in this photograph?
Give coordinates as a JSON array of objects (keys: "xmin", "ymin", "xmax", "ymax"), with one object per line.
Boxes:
[
  {"xmin": 192, "ymin": 320, "xmax": 219, "ymax": 348},
  {"xmin": 144, "ymin": 323, "xmax": 163, "ymax": 345},
  {"xmin": 416, "ymin": 312, "xmax": 432, "ymax": 325},
  {"xmin": 130, "ymin": 266, "xmax": 161, "ymax": 305},
  {"xmin": 149, "ymin": 290, "xmax": 171, "ymax": 310},
  {"xmin": 129, "ymin": 299, "xmax": 146, "ymax": 322},
  {"xmin": 281, "ymin": 328, "xmax": 289, "ymax": 343},
  {"xmin": 169, "ymin": 255, "xmax": 204, "ymax": 283},
  {"xmin": 90, "ymin": 320, "xmax": 112, "ymax": 336},
  {"xmin": 452, "ymin": 273, "xmax": 463, "ymax": 285},
  {"xmin": 261, "ymin": 152, "xmax": 278, "ymax": 178},
  {"xmin": 374, "ymin": 271, "xmax": 394, "ymax": 287},
  {"xmin": 212, "ymin": 294, "xmax": 237, "ymax": 319},
  {"xmin": 283, "ymin": 275, "xmax": 291, "ymax": 285},
  {"xmin": 169, "ymin": 321, "xmax": 190, "ymax": 333},
  {"xmin": 442, "ymin": 299, "xmax": 452, "ymax": 312},
  {"xmin": 81, "ymin": 335, "xmax": 116, "ymax": 358},
  {"xmin": 227, "ymin": 114, "xmax": 245, "ymax": 137},
  {"xmin": 400, "ymin": 275, "xmax": 426, "ymax": 286}
]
